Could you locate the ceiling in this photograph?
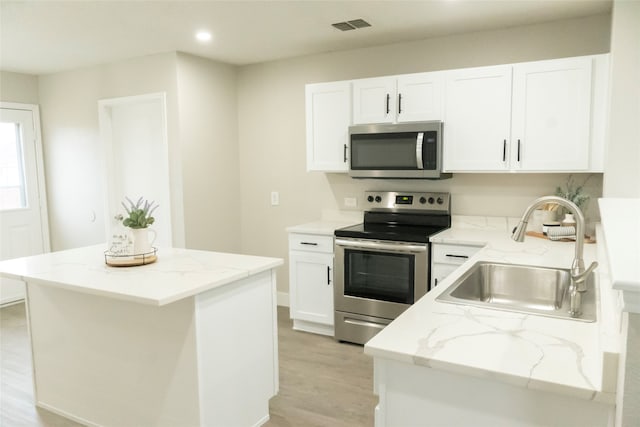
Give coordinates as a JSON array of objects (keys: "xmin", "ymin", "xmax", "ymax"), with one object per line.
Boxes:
[{"xmin": 1, "ymin": 0, "xmax": 612, "ymax": 76}]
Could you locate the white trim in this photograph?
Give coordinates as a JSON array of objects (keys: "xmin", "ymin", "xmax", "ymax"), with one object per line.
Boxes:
[
  {"xmin": 0, "ymin": 102, "xmax": 51, "ymax": 253},
  {"xmin": 277, "ymin": 291, "xmax": 289, "ymax": 307}
]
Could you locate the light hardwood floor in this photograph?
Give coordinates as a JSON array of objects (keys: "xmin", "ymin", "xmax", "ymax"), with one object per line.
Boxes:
[{"xmin": 1, "ymin": 303, "xmax": 376, "ymax": 426}]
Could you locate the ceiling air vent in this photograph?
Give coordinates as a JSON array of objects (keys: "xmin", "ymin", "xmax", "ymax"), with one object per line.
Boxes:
[{"xmin": 332, "ymin": 18, "xmax": 371, "ymax": 32}]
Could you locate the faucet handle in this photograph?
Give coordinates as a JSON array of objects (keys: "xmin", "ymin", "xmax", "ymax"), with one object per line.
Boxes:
[{"xmin": 572, "ymin": 261, "xmax": 598, "ymax": 285}]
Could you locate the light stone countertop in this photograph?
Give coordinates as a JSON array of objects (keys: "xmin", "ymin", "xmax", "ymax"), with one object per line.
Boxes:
[
  {"xmin": 598, "ymin": 198, "xmax": 640, "ymax": 313},
  {"xmin": 0, "ymin": 245, "xmax": 283, "ymax": 306},
  {"xmin": 286, "ymin": 219, "xmax": 362, "ymax": 236},
  {"xmin": 365, "ymin": 216, "xmax": 620, "ymax": 404}
]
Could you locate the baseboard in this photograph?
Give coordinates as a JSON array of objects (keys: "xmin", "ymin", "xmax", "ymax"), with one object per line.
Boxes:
[{"xmin": 277, "ymin": 291, "xmax": 289, "ymax": 307}]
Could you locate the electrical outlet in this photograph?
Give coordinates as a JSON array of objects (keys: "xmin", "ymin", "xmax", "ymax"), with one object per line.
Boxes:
[
  {"xmin": 344, "ymin": 197, "xmax": 357, "ymax": 208},
  {"xmin": 271, "ymin": 191, "xmax": 279, "ymax": 206}
]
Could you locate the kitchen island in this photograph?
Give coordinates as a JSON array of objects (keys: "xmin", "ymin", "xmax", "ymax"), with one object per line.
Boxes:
[
  {"xmin": 365, "ymin": 217, "xmax": 620, "ymax": 427},
  {"xmin": 0, "ymin": 244, "xmax": 283, "ymax": 427}
]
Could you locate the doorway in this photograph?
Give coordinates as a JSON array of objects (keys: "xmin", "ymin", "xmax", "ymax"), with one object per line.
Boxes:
[
  {"xmin": 0, "ymin": 103, "xmax": 50, "ymax": 305},
  {"xmin": 99, "ymin": 93, "xmax": 173, "ymax": 249}
]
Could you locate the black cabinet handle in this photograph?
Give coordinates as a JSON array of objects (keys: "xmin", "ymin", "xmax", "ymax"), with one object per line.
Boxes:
[
  {"xmin": 398, "ymin": 93, "xmax": 402, "ymax": 114},
  {"xmin": 343, "ymin": 144, "xmax": 348, "ymax": 163},
  {"xmin": 445, "ymin": 254, "xmax": 469, "ymax": 259},
  {"xmin": 327, "ymin": 266, "xmax": 331, "ymax": 285},
  {"xmin": 502, "ymin": 140, "xmax": 506, "ymax": 162},
  {"xmin": 434, "ymin": 278, "xmax": 438, "ymax": 287},
  {"xmin": 300, "ymin": 242, "xmax": 318, "ymax": 246},
  {"xmin": 517, "ymin": 139, "xmax": 521, "ymax": 162},
  {"xmin": 386, "ymin": 94, "xmax": 390, "ymax": 114}
]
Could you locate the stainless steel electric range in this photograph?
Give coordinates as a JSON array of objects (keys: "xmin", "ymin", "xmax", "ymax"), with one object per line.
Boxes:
[{"xmin": 334, "ymin": 191, "xmax": 451, "ymax": 345}]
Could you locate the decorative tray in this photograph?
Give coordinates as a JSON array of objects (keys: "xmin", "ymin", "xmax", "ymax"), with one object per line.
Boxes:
[{"xmin": 104, "ymin": 248, "xmax": 158, "ymax": 267}]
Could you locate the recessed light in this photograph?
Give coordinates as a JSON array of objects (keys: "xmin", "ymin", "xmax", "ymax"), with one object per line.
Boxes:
[{"xmin": 195, "ymin": 30, "xmax": 212, "ymax": 42}]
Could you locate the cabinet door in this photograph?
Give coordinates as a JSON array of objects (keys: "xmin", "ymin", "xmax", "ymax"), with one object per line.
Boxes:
[
  {"xmin": 352, "ymin": 77, "xmax": 396, "ymax": 124},
  {"xmin": 511, "ymin": 57, "xmax": 592, "ymax": 171},
  {"xmin": 305, "ymin": 81, "xmax": 351, "ymax": 172},
  {"xmin": 443, "ymin": 65, "xmax": 512, "ymax": 171},
  {"xmin": 289, "ymin": 251, "xmax": 334, "ymax": 326},
  {"xmin": 397, "ymin": 72, "xmax": 443, "ymax": 123}
]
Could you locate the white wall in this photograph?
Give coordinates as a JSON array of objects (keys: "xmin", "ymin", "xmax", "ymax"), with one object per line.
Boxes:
[
  {"xmin": 603, "ymin": 1, "xmax": 640, "ymax": 198},
  {"xmin": 175, "ymin": 53, "xmax": 240, "ymax": 252},
  {"xmin": 0, "ymin": 71, "xmax": 39, "ymax": 104},
  {"xmin": 237, "ymin": 14, "xmax": 611, "ymax": 293},
  {"xmin": 38, "ymin": 52, "xmax": 185, "ymax": 251}
]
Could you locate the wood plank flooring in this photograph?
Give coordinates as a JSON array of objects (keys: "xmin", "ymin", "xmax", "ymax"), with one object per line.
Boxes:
[{"xmin": 1, "ymin": 303, "xmax": 376, "ymax": 426}]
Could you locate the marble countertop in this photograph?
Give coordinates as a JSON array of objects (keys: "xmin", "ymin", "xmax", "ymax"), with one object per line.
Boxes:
[
  {"xmin": 0, "ymin": 245, "xmax": 283, "ymax": 306},
  {"xmin": 365, "ymin": 217, "xmax": 619, "ymax": 404},
  {"xmin": 286, "ymin": 219, "xmax": 361, "ymax": 236},
  {"xmin": 598, "ymin": 198, "xmax": 640, "ymax": 312}
]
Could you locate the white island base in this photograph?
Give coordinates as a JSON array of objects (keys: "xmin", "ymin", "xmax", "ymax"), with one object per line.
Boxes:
[{"xmin": 0, "ymin": 245, "xmax": 283, "ymax": 427}]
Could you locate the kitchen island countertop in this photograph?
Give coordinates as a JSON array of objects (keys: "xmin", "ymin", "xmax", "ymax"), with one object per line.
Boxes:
[{"xmin": 0, "ymin": 244, "xmax": 283, "ymax": 306}]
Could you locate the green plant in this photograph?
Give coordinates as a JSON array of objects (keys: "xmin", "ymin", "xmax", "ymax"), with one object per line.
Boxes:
[
  {"xmin": 555, "ymin": 175, "xmax": 591, "ymax": 214},
  {"xmin": 121, "ymin": 197, "xmax": 158, "ymax": 229}
]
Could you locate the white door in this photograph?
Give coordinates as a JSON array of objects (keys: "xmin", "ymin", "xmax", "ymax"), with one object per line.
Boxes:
[
  {"xmin": 0, "ymin": 104, "xmax": 50, "ymax": 304},
  {"xmin": 353, "ymin": 77, "xmax": 396, "ymax": 124},
  {"xmin": 305, "ymin": 81, "xmax": 352, "ymax": 172},
  {"xmin": 99, "ymin": 93, "xmax": 173, "ymax": 249},
  {"xmin": 511, "ymin": 57, "xmax": 592, "ymax": 171},
  {"xmin": 397, "ymin": 72, "xmax": 444, "ymax": 123},
  {"xmin": 443, "ymin": 65, "xmax": 513, "ymax": 171}
]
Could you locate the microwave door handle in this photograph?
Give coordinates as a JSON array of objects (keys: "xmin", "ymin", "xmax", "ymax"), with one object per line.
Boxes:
[{"xmin": 416, "ymin": 132, "xmax": 424, "ymax": 169}]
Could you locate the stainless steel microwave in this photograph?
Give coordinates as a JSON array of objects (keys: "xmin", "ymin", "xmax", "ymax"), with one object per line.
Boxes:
[{"xmin": 348, "ymin": 121, "xmax": 451, "ymax": 179}]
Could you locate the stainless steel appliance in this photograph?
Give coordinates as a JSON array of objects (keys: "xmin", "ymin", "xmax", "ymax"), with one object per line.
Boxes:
[
  {"xmin": 348, "ymin": 121, "xmax": 451, "ymax": 179},
  {"xmin": 334, "ymin": 191, "xmax": 451, "ymax": 344}
]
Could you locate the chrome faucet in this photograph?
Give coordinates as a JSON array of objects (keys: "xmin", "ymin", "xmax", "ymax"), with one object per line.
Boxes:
[{"xmin": 512, "ymin": 196, "xmax": 598, "ymax": 318}]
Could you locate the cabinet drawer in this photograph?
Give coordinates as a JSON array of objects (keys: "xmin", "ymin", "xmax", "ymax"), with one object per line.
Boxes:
[
  {"xmin": 289, "ymin": 234, "xmax": 334, "ymax": 253},
  {"xmin": 432, "ymin": 243, "xmax": 482, "ymax": 265}
]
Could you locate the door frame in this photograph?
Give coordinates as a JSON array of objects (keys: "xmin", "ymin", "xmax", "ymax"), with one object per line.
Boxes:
[
  {"xmin": 0, "ymin": 101, "xmax": 51, "ymax": 254},
  {"xmin": 98, "ymin": 92, "xmax": 177, "ymax": 247}
]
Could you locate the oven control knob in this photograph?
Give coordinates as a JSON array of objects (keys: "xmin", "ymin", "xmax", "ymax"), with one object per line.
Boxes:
[
  {"xmin": 419, "ymin": 197, "xmax": 427, "ymax": 204},
  {"xmin": 428, "ymin": 197, "xmax": 435, "ymax": 204},
  {"xmin": 375, "ymin": 196, "xmax": 382, "ymax": 203},
  {"xmin": 437, "ymin": 197, "xmax": 444, "ymax": 205},
  {"xmin": 367, "ymin": 195, "xmax": 374, "ymax": 203}
]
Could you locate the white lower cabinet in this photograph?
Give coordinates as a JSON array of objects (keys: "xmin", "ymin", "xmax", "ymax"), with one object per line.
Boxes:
[
  {"xmin": 289, "ymin": 233, "xmax": 335, "ymax": 336},
  {"xmin": 431, "ymin": 243, "xmax": 482, "ymax": 289}
]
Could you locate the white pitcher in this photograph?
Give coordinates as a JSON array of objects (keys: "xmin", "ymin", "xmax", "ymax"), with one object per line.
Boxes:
[{"xmin": 130, "ymin": 228, "xmax": 157, "ymax": 255}]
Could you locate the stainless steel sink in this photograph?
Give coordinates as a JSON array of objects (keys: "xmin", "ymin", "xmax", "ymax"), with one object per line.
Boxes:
[{"xmin": 436, "ymin": 262, "xmax": 596, "ymax": 322}]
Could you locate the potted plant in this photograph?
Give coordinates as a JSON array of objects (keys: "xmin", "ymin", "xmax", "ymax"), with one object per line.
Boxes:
[
  {"xmin": 121, "ymin": 197, "xmax": 158, "ymax": 254},
  {"xmin": 555, "ymin": 175, "xmax": 591, "ymax": 224}
]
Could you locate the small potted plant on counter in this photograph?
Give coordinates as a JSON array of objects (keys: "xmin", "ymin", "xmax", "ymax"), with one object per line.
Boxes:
[
  {"xmin": 555, "ymin": 174, "xmax": 592, "ymax": 226},
  {"xmin": 121, "ymin": 196, "xmax": 158, "ymax": 255}
]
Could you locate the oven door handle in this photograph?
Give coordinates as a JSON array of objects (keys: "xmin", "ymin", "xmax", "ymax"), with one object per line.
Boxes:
[{"xmin": 335, "ymin": 238, "xmax": 427, "ymax": 253}]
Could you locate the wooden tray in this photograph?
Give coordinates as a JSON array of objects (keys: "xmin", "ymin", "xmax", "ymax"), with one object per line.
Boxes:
[
  {"xmin": 105, "ymin": 249, "xmax": 158, "ymax": 267},
  {"xmin": 525, "ymin": 231, "xmax": 596, "ymax": 244}
]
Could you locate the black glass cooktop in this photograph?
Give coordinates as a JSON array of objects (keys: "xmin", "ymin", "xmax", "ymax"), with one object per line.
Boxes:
[{"xmin": 335, "ymin": 211, "xmax": 450, "ymax": 244}]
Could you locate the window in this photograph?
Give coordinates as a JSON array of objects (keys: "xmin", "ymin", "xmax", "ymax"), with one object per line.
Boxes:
[{"xmin": 0, "ymin": 122, "xmax": 27, "ymax": 210}]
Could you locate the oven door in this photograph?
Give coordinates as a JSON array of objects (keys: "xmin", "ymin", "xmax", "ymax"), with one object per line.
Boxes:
[{"xmin": 334, "ymin": 238, "xmax": 429, "ymax": 320}]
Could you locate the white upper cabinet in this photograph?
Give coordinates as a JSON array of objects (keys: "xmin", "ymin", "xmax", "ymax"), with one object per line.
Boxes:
[
  {"xmin": 352, "ymin": 72, "xmax": 443, "ymax": 124},
  {"xmin": 396, "ymin": 72, "xmax": 444, "ymax": 123},
  {"xmin": 444, "ymin": 55, "xmax": 606, "ymax": 172},
  {"xmin": 443, "ymin": 65, "xmax": 513, "ymax": 171},
  {"xmin": 352, "ymin": 77, "xmax": 397, "ymax": 124},
  {"xmin": 511, "ymin": 57, "xmax": 592, "ymax": 171},
  {"xmin": 305, "ymin": 81, "xmax": 352, "ymax": 172}
]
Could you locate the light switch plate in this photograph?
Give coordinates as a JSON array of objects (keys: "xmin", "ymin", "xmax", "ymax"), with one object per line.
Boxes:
[{"xmin": 271, "ymin": 191, "xmax": 279, "ymax": 206}]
